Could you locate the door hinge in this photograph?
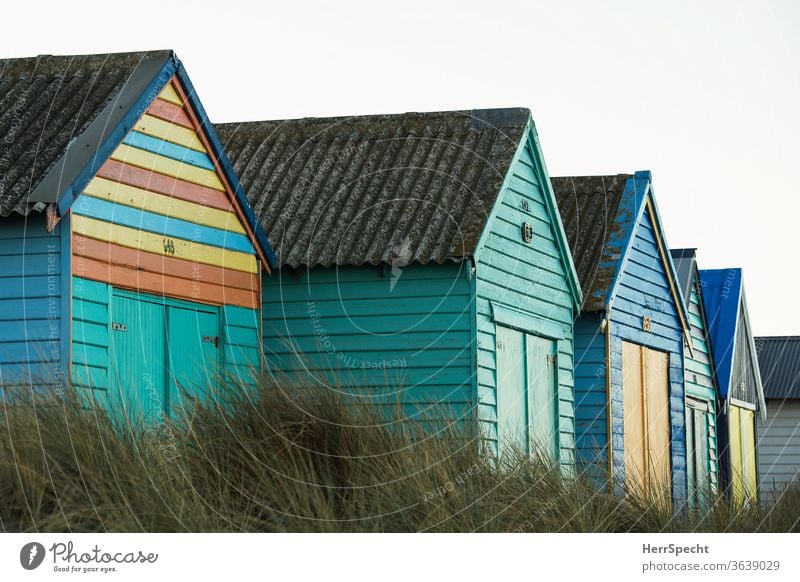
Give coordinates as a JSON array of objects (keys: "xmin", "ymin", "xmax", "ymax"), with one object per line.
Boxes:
[
  {"xmin": 202, "ymin": 335, "xmax": 220, "ymax": 347},
  {"xmin": 111, "ymin": 322, "xmax": 128, "ymax": 332},
  {"xmin": 546, "ymin": 354, "xmax": 556, "ymax": 364}
]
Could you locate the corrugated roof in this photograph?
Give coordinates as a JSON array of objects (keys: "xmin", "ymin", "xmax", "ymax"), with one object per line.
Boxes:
[
  {"xmin": 215, "ymin": 108, "xmax": 530, "ymax": 268},
  {"xmin": 0, "ymin": 50, "xmax": 171, "ymax": 216},
  {"xmin": 755, "ymin": 336, "xmax": 800, "ymax": 399},
  {"xmin": 550, "ymin": 174, "xmax": 631, "ymax": 311}
]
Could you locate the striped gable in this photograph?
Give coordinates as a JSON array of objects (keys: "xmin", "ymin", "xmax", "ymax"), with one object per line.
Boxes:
[{"xmin": 71, "ymin": 77, "xmax": 260, "ymax": 309}]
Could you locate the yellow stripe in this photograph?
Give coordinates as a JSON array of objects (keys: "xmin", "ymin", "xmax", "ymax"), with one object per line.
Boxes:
[
  {"xmin": 73, "ymin": 215, "xmax": 257, "ymax": 273},
  {"xmin": 111, "ymin": 144, "xmax": 225, "ymax": 191},
  {"xmin": 82, "ymin": 176, "xmax": 246, "ymax": 234},
  {"xmin": 134, "ymin": 114, "xmax": 205, "ymax": 152},
  {"xmin": 159, "ymin": 83, "xmax": 183, "ymax": 106}
]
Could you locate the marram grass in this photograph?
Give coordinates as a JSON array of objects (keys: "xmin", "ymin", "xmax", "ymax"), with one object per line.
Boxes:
[{"xmin": 1, "ymin": 378, "xmax": 798, "ymax": 532}]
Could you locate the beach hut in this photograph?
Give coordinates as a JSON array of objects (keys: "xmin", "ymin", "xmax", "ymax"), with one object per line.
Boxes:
[
  {"xmin": 216, "ymin": 108, "xmax": 583, "ymax": 468},
  {"xmin": 700, "ymin": 268, "xmax": 765, "ymax": 505},
  {"xmin": 551, "ymin": 172, "xmax": 691, "ymax": 503},
  {"xmin": 671, "ymin": 248, "xmax": 720, "ymax": 506},
  {"xmin": 755, "ymin": 336, "xmax": 800, "ymax": 500},
  {"xmin": 0, "ymin": 51, "xmax": 275, "ymax": 420}
]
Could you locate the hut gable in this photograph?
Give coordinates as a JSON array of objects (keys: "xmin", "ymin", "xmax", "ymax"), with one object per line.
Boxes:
[{"xmin": 699, "ymin": 268, "xmax": 766, "ymax": 411}]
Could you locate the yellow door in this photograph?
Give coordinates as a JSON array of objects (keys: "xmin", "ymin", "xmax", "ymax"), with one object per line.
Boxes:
[
  {"xmin": 622, "ymin": 342, "xmax": 646, "ymax": 493},
  {"xmin": 729, "ymin": 406, "xmax": 744, "ymax": 504},
  {"xmin": 645, "ymin": 348, "xmax": 671, "ymax": 503},
  {"xmin": 622, "ymin": 341, "xmax": 671, "ymax": 501},
  {"xmin": 730, "ymin": 406, "xmax": 757, "ymax": 505}
]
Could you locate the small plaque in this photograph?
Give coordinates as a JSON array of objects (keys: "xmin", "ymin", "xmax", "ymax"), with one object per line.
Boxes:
[{"xmin": 112, "ymin": 322, "xmax": 128, "ymax": 332}]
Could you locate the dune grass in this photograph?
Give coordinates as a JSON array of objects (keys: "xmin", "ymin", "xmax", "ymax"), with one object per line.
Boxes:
[{"xmin": 1, "ymin": 378, "xmax": 798, "ymax": 532}]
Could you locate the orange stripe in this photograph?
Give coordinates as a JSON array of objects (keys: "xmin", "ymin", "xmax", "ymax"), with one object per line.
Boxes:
[
  {"xmin": 75, "ymin": 255, "xmax": 258, "ymax": 310},
  {"xmin": 146, "ymin": 98, "xmax": 194, "ymax": 129},
  {"xmin": 72, "ymin": 235, "xmax": 259, "ymax": 292},
  {"xmin": 169, "ymin": 76, "xmax": 271, "ymax": 274},
  {"xmin": 96, "ymin": 159, "xmax": 234, "ymax": 212}
]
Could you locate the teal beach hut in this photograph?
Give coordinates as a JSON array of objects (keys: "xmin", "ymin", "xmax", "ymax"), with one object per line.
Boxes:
[
  {"xmin": 552, "ymin": 173, "xmax": 691, "ymax": 503},
  {"xmin": 217, "ymin": 108, "xmax": 583, "ymax": 467},
  {"xmin": 671, "ymin": 248, "xmax": 720, "ymax": 506}
]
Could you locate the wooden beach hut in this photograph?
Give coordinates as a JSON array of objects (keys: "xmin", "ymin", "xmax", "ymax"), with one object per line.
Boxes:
[
  {"xmin": 552, "ymin": 172, "xmax": 691, "ymax": 504},
  {"xmin": 700, "ymin": 268, "xmax": 765, "ymax": 505},
  {"xmin": 0, "ymin": 51, "xmax": 275, "ymax": 420},
  {"xmin": 671, "ymin": 248, "xmax": 720, "ymax": 506},
  {"xmin": 217, "ymin": 108, "xmax": 583, "ymax": 467}
]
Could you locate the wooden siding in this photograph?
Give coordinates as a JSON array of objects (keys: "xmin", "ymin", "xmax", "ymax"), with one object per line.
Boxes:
[
  {"xmin": 758, "ymin": 400, "xmax": 800, "ymax": 499},
  {"xmin": 72, "ymin": 276, "xmax": 260, "ymax": 399},
  {"xmin": 262, "ymin": 263, "xmax": 475, "ymax": 426},
  {"xmin": 70, "ymin": 77, "xmax": 259, "ymax": 310},
  {"xmin": 0, "ymin": 214, "xmax": 66, "ymax": 393},
  {"xmin": 573, "ymin": 313, "xmax": 608, "ymax": 473},
  {"xmin": 606, "ymin": 205, "xmax": 687, "ymax": 502},
  {"xmin": 474, "ymin": 136, "xmax": 576, "ymax": 471},
  {"xmin": 683, "ymin": 276, "xmax": 719, "ymax": 493}
]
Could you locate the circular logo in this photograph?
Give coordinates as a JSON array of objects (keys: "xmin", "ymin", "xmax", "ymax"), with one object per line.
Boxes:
[{"xmin": 19, "ymin": 542, "xmax": 46, "ymax": 570}]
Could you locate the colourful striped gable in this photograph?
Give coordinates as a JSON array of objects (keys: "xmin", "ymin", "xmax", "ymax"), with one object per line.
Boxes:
[{"xmin": 71, "ymin": 77, "xmax": 261, "ymax": 310}]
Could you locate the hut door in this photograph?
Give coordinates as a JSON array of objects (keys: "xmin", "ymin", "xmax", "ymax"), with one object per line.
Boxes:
[
  {"xmin": 497, "ymin": 326, "xmax": 529, "ymax": 455},
  {"xmin": 621, "ymin": 341, "xmax": 671, "ymax": 498},
  {"xmin": 496, "ymin": 325, "xmax": 558, "ymax": 460},
  {"xmin": 686, "ymin": 399, "xmax": 711, "ymax": 506},
  {"xmin": 526, "ymin": 334, "xmax": 558, "ymax": 460},
  {"xmin": 729, "ymin": 405, "xmax": 757, "ymax": 505},
  {"xmin": 166, "ymin": 305, "xmax": 220, "ymax": 415},
  {"xmin": 109, "ymin": 290, "xmax": 220, "ymax": 421},
  {"xmin": 109, "ymin": 295, "xmax": 168, "ymax": 423}
]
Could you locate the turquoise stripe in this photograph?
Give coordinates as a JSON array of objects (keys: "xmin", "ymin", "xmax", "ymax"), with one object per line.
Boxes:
[
  {"xmin": 122, "ymin": 131, "xmax": 215, "ymax": 170},
  {"xmin": 73, "ymin": 195, "xmax": 254, "ymax": 254}
]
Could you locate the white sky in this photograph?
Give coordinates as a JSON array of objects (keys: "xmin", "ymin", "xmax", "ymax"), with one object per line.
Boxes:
[{"xmin": 3, "ymin": 0, "xmax": 798, "ymax": 335}]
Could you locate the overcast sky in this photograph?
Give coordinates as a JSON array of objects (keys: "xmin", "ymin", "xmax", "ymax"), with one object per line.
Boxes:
[{"xmin": 3, "ymin": 0, "xmax": 798, "ymax": 335}]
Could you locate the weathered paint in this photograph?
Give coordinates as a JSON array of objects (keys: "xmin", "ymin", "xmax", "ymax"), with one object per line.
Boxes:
[
  {"xmin": 571, "ymin": 173, "xmax": 688, "ymax": 503},
  {"xmin": 0, "ymin": 214, "xmax": 66, "ymax": 394}
]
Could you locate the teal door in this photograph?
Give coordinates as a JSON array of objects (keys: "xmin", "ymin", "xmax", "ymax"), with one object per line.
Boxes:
[
  {"xmin": 527, "ymin": 334, "xmax": 558, "ymax": 460},
  {"xmin": 497, "ymin": 326, "xmax": 528, "ymax": 454},
  {"xmin": 496, "ymin": 325, "xmax": 559, "ymax": 460},
  {"xmin": 686, "ymin": 399, "xmax": 711, "ymax": 506},
  {"xmin": 109, "ymin": 289, "xmax": 220, "ymax": 422},
  {"xmin": 167, "ymin": 305, "xmax": 220, "ymax": 415},
  {"xmin": 110, "ymin": 295, "xmax": 167, "ymax": 423}
]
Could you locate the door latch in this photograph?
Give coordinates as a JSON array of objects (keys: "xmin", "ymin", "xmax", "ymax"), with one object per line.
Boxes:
[{"xmin": 202, "ymin": 335, "xmax": 220, "ymax": 347}]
